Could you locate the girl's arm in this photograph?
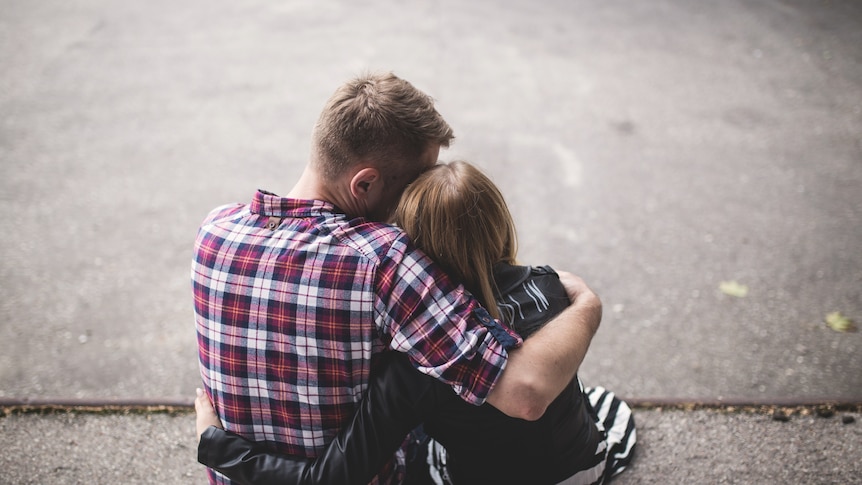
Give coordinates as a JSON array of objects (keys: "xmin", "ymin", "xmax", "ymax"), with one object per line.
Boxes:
[{"xmin": 196, "ymin": 352, "xmax": 443, "ymax": 485}]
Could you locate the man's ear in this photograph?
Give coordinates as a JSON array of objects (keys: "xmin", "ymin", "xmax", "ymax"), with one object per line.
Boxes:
[{"xmin": 350, "ymin": 167, "xmax": 381, "ymax": 199}]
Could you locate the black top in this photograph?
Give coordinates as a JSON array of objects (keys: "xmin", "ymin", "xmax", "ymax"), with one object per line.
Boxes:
[{"xmin": 199, "ymin": 264, "xmax": 603, "ymax": 485}]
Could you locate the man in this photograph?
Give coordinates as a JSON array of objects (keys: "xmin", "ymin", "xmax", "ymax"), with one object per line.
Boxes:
[{"xmin": 193, "ymin": 72, "xmax": 602, "ymax": 485}]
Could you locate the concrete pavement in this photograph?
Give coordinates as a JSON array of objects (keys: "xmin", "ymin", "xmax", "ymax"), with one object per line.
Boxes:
[
  {"xmin": 1, "ymin": 0, "xmax": 860, "ymax": 482},
  {"xmin": 1, "ymin": 406, "xmax": 859, "ymax": 484}
]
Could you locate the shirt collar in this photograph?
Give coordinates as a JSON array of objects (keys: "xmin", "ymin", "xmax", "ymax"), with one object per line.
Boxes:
[{"xmin": 250, "ymin": 189, "xmax": 338, "ymax": 218}]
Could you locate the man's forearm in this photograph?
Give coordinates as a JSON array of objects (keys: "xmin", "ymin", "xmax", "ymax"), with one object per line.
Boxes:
[{"xmin": 485, "ymin": 286, "xmax": 601, "ymax": 420}]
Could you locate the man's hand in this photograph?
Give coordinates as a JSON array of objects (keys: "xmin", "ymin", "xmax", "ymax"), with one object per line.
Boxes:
[
  {"xmin": 195, "ymin": 388, "xmax": 224, "ymax": 441},
  {"xmin": 556, "ymin": 270, "xmax": 601, "ymax": 308},
  {"xmin": 486, "ymin": 270, "xmax": 601, "ymax": 421}
]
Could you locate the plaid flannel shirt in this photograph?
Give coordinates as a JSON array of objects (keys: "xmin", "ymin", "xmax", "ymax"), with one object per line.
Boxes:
[{"xmin": 193, "ymin": 190, "xmax": 522, "ymax": 485}]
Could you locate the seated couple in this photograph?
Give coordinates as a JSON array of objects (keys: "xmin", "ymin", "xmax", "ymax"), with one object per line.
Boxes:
[{"xmin": 195, "ymin": 161, "xmax": 636, "ymax": 485}]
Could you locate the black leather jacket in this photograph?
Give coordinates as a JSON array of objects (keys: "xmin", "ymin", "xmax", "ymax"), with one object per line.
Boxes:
[{"xmin": 198, "ymin": 264, "xmax": 604, "ymax": 485}]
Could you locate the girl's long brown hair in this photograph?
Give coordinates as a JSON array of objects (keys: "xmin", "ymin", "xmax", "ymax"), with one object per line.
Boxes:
[{"xmin": 393, "ymin": 161, "xmax": 518, "ymax": 320}]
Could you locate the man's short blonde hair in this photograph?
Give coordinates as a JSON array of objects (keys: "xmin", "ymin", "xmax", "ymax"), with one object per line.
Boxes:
[{"xmin": 312, "ymin": 72, "xmax": 454, "ymax": 181}]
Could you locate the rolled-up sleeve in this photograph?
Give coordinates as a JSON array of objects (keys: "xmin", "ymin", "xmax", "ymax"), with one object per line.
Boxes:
[{"xmin": 375, "ymin": 242, "xmax": 523, "ymax": 406}]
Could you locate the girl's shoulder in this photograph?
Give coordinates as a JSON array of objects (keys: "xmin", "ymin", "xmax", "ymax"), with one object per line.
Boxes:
[{"xmin": 493, "ymin": 263, "xmax": 561, "ymax": 296}]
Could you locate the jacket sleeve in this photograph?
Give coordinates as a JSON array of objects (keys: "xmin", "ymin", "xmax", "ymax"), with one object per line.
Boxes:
[{"xmin": 197, "ymin": 352, "xmax": 443, "ymax": 485}]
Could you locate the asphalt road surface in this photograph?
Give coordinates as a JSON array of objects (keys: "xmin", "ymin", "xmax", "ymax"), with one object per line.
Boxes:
[{"xmin": 1, "ymin": 0, "xmax": 860, "ymax": 406}]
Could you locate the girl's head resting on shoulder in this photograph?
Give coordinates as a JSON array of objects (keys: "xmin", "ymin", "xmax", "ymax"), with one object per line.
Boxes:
[{"xmin": 393, "ymin": 161, "xmax": 518, "ymax": 319}]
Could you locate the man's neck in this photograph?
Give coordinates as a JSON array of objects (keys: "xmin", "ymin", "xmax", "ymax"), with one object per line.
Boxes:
[
  {"xmin": 286, "ymin": 166, "xmax": 324, "ymax": 200},
  {"xmin": 288, "ymin": 165, "xmax": 364, "ymax": 217}
]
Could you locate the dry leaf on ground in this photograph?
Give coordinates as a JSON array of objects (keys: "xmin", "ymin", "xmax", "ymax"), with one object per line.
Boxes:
[
  {"xmin": 719, "ymin": 280, "xmax": 749, "ymax": 298},
  {"xmin": 825, "ymin": 312, "xmax": 857, "ymax": 332}
]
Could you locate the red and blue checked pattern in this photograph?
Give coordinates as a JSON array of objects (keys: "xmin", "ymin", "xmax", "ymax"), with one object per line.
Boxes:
[{"xmin": 193, "ymin": 190, "xmax": 521, "ymax": 485}]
